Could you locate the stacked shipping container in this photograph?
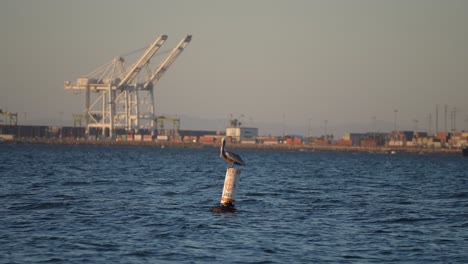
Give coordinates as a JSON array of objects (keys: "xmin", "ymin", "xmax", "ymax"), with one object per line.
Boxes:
[{"xmin": 336, "ymin": 139, "xmax": 352, "ymax": 146}]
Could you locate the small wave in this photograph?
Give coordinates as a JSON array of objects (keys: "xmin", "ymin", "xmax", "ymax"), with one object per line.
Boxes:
[
  {"xmin": 66, "ymin": 165, "xmax": 86, "ymax": 172},
  {"xmin": 0, "ymin": 193, "xmax": 34, "ymax": 199},
  {"xmin": 369, "ymin": 217, "xmax": 439, "ymax": 224},
  {"xmin": 244, "ymin": 192, "xmax": 282, "ymax": 197},
  {"xmin": 448, "ymin": 192, "xmax": 468, "ymax": 199},
  {"xmin": 9, "ymin": 202, "xmax": 70, "ymax": 211},
  {"xmin": 452, "ymin": 221, "xmax": 468, "ymax": 228},
  {"xmin": 38, "ymin": 258, "xmax": 65, "ymax": 263},
  {"xmin": 163, "ymin": 191, "xmax": 179, "ymax": 196},
  {"xmin": 123, "ymin": 250, "xmax": 154, "ymax": 257},
  {"xmin": 62, "ymin": 181, "xmax": 89, "ymax": 186},
  {"xmin": 263, "ymin": 248, "xmax": 276, "ymax": 254},
  {"xmin": 342, "ymin": 254, "xmax": 364, "ymax": 259},
  {"xmin": 52, "ymin": 194, "xmax": 76, "ymax": 200},
  {"xmin": 75, "ymin": 240, "xmax": 120, "ymax": 252}
]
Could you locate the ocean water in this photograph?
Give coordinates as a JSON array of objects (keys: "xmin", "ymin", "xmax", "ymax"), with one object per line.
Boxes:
[{"xmin": 1, "ymin": 144, "xmax": 467, "ymax": 263}]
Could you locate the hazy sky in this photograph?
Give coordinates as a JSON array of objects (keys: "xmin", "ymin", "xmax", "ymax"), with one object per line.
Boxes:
[{"xmin": 1, "ymin": 0, "xmax": 468, "ymax": 136}]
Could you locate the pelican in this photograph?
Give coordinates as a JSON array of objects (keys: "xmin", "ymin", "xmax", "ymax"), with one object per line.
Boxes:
[{"xmin": 220, "ymin": 137, "xmax": 245, "ymax": 167}]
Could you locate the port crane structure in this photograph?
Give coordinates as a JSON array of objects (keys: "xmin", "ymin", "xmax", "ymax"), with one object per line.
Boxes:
[{"xmin": 65, "ymin": 34, "xmax": 191, "ymax": 137}]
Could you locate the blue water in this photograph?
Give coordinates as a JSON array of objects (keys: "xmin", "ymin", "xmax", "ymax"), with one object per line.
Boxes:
[{"xmin": 1, "ymin": 144, "xmax": 467, "ymax": 263}]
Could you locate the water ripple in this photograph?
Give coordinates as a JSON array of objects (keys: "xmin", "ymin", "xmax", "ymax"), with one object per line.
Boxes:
[{"xmin": 1, "ymin": 145, "xmax": 467, "ymax": 263}]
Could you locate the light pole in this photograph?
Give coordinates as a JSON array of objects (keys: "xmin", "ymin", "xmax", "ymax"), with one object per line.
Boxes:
[
  {"xmin": 372, "ymin": 116, "xmax": 376, "ymax": 139},
  {"xmin": 444, "ymin": 104, "xmax": 448, "ymax": 135},
  {"xmin": 413, "ymin": 119, "xmax": 418, "ymax": 132},
  {"xmin": 451, "ymin": 107, "xmax": 457, "ymax": 133},
  {"xmin": 427, "ymin": 113, "xmax": 432, "ymax": 136},
  {"xmin": 435, "ymin": 104, "xmax": 439, "ymax": 135},
  {"xmin": 324, "ymin": 120, "xmax": 328, "ymax": 140},
  {"xmin": 282, "ymin": 113, "xmax": 285, "ymax": 137}
]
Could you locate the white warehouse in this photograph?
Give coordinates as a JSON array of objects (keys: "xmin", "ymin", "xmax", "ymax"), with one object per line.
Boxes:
[{"xmin": 226, "ymin": 127, "xmax": 258, "ymax": 142}]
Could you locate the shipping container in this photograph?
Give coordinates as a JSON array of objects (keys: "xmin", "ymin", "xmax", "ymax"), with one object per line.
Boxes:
[
  {"xmin": 285, "ymin": 137, "xmax": 303, "ymax": 145},
  {"xmin": 263, "ymin": 140, "xmax": 279, "ymax": 145},
  {"xmin": 241, "ymin": 139, "xmax": 256, "ymax": 144},
  {"xmin": 199, "ymin": 136, "xmax": 215, "ymax": 143},
  {"xmin": 337, "ymin": 139, "xmax": 353, "ymax": 146},
  {"xmin": 388, "ymin": 140, "xmax": 404, "ymax": 147},
  {"xmin": 134, "ymin": 135, "xmax": 142, "ymax": 141},
  {"xmin": 360, "ymin": 140, "xmax": 377, "ymax": 147},
  {"xmin": 262, "ymin": 138, "xmax": 279, "ymax": 145},
  {"xmin": 143, "ymin": 135, "xmax": 153, "ymax": 142},
  {"xmin": 314, "ymin": 139, "xmax": 330, "ymax": 146},
  {"xmin": 157, "ymin": 135, "xmax": 169, "ymax": 141},
  {"xmin": 436, "ymin": 132, "xmax": 449, "ymax": 142},
  {"xmin": 0, "ymin": 134, "xmax": 14, "ymax": 140},
  {"xmin": 183, "ymin": 136, "xmax": 198, "ymax": 143}
]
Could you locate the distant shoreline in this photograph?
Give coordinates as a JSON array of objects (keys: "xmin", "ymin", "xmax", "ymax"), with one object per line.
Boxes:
[{"xmin": 5, "ymin": 138, "xmax": 463, "ymax": 156}]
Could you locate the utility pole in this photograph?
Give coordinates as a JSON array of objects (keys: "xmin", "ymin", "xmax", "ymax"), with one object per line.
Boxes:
[
  {"xmin": 324, "ymin": 120, "xmax": 328, "ymax": 140},
  {"xmin": 427, "ymin": 113, "xmax": 432, "ymax": 135},
  {"xmin": 282, "ymin": 113, "xmax": 285, "ymax": 137},
  {"xmin": 444, "ymin": 104, "xmax": 448, "ymax": 135},
  {"xmin": 413, "ymin": 118, "xmax": 418, "ymax": 133},
  {"xmin": 372, "ymin": 116, "xmax": 376, "ymax": 139},
  {"xmin": 451, "ymin": 107, "xmax": 457, "ymax": 133},
  {"xmin": 435, "ymin": 104, "xmax": 439, "ymax": 135}
]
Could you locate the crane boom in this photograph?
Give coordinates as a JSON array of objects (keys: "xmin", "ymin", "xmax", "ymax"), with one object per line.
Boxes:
[
  {"xmin": 142, "ymin": 35, "xmax": 191, "ymax": 90},
  {"xmin": 118, "ymin": 35, "xmax": 168, "ymax": 88}
]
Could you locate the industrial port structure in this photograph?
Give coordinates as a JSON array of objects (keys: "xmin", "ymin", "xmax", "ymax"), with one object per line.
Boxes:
[
  {"xmin": 2, "ymin": 32, "xmax": 467, "ymax": 153},
  {"xmin": 64, "ymin": 34, "xmax": 191, "ymax": 138}
]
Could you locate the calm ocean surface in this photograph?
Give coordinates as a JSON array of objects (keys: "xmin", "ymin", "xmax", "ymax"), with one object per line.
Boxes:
[{"xmin": 1, "ymin": 144, "xmax": 467, "ymax": 263}]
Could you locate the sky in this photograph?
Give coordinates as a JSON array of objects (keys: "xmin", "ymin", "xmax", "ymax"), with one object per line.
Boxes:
[{"xmin": 1, "ymin": 0, "xmax": 468, "ymax": 137}]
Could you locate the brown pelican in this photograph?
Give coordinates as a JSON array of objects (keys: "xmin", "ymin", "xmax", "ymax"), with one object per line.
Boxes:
[{"xmin": 220, "ymin": 137, "xmax": 245, "ymax": 167}]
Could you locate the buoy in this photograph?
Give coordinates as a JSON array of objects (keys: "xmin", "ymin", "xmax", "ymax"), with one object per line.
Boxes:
[
  {"xmin": 210, "ymin": 168, "xmax": 241, "ymax": 213},
  {"xmin": 221, "ymin": 168, "xmax": 241, "ymax": 205}
]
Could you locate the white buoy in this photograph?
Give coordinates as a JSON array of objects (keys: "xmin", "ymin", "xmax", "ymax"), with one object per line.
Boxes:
[{"xmin": 220, "ymin": 168, "xmax": 241, "ymax": 206}]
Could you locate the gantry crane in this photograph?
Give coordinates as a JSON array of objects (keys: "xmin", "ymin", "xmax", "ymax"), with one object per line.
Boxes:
[
  {"xmin": 0, "ymin": 109, "xmax": 18, "ymax": 126},
  {"xmin": 65, "ymin": 34, "xmax": 191, "ymax": 138}
]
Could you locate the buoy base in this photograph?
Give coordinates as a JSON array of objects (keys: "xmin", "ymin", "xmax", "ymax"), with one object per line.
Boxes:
[{"xmin": 209, "ymin": 202, "xmax": 236, "ymax": 213}]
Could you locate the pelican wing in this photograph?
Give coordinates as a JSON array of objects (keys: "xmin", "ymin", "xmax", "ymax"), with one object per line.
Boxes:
[{"xmin": 225, "ymin": 151, "xmax": 245, "ymax": 166}]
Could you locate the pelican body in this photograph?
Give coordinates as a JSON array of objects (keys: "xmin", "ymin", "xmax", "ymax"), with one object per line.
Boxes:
[{"xmin": 220, "ymin": 137, "xmax": 245, "ymax": 167}]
